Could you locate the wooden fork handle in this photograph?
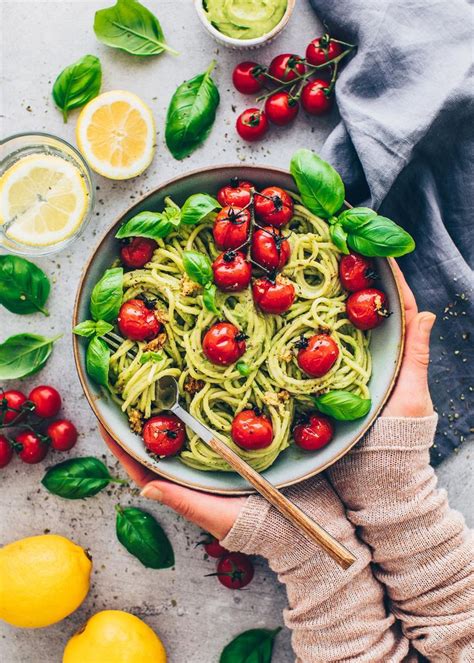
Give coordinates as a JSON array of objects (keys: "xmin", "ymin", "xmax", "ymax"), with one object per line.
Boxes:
[{"xmin": 209, "ymin": 436, "xmax": 356, "ymax": 570}]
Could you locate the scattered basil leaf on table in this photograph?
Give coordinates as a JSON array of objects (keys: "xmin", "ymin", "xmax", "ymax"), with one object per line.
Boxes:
[
  {"xmin": 0, "ymin": 333, "xmax": 61, "ymax": 380},
  {"xmin": 0, "ymin": 255, "xmax": 50, "ymax": 316},
  {"xmin": 42, "ymin": 457, "xmax": 126, "ymax": 499},
  {"xmin": 340, "ymin": 211, "xmax": 416, "ymax": 257},
  {"xmin": 183, "ymin": 250, "xmax": 213, "ymax": 286},
  {"xmin": 73, "ymin": 319, "xmax": 113, "ymax": 338},
  {"xmin": 116, "ymin": 505, "xmax": 174, "ymax": 569},
  {"xmin": 220, "ymin": 627, "xmax": 282, "ymax": 663},
  {"xmin": 290, "ymin": 149, "xmax": 345, "ymax": 219},
  {"xmin": 94, "ymin": 0, "xmax": 177, "ymax": 56},
  {"xmin": 165, "ymin": 61, "xmax": 220, "ymax": 160},
  {"xmin": 139, "ymin": 351, "xmax": 163, "ymax": 364},
  {"xmin": 116, "ymin": 209, "xmax": 180, "ymax": 240},
  {"xmin": 181, "ymin": 193, "xmax": 220, "ymax": 225},
  {"xmin": 52, "ymin": 54, "xmax": 102, "ymax": 122},
  {"xmin": 90, "ymin": 267, "xmax": 123, "ymax": 322},
  {"xmin": 329, "ymin": 224, "xmax": 349, "ymax": 254},
  {"xmin": 313, "ymin": 390, "xmax": 371, "ymax": 421},
  {"xmin": 236, "ymin": 361, "xmax": 251, "ymax": 377},
  {"xmin": 202, "ymin": 283, "xmax": 219, "ymax": 314},
  {"xmin": 86, "ymin": 336, "xmax": 110, "ymax": 388}
]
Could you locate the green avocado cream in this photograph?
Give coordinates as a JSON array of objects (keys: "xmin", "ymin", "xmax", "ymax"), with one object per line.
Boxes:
[{"xmin": 204, "ymin": 0, "xmax": 287, "ymax": 40}]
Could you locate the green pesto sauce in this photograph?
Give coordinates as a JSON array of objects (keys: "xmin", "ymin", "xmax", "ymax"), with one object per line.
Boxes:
[{"xmin": 204, "ymin": 0, "xmax": 287, "ymax": 40}]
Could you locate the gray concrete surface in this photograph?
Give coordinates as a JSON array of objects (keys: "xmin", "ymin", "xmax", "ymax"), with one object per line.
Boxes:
[{"xmin": 1, "ymin": 1, "xmax": 472, "ymax": 662}]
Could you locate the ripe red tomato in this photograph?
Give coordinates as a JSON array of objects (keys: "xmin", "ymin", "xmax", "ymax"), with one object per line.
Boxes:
[
  {"xmin": 216, "ymin": 552, "xmax": 254, "ymax": 589},
  {"xmin": 217, "ymin": 178, "xmax": 253, "ymax": 208},
  {"xmin": 252, "ymin": 277, "xmax": 295, "ymax": 315},
  {"xmin": 212, "ymin": 251, "xmax": 252, "ymax": 292},
  {"xmin": 118, "ymin": 298, "xmax": 161, "ymax": 342},
  {"xmin": 236, "ymin": 108, "xmax": 269, "ymax": 142},
  {"xmin": 301, "ymin": 79, "xmax": 332, "ymax": 115},
  {"xmin": 305, "ymin": 37, "xmax": 343, "ymax": 66},
  {"xmin": 232, "ymin": 61, "xmax": 266, "ymax": 94},
  {"xmin": 293, "ymin": 414, "xmax": 334, "ymax": 450},
  {"xmin": 268, "ymin": 53, "xmax": 305, "ymax": 82},
  {"xmin": 202, "ymin": 322, "xmax": 247, "ymax": 366},
  {"xmin": 47, "ymin": 419, "xmax": 78, "ymax": 451},
  {"xmin": 28, "ymin": 385, "xmax": 61, "ymax": 419},
  {"xmin": 264, "ymin": 92, "xmax": 299, "ymax": 126},
  {"xmin": 0, "ymin": 390, "xmax": 27, "ymax": 425},
  {"xmin": 339, "ymin": 253, "xmax": 377, "ymax": 292},
  {"xmin": 0, "ymin": 435, "xmax": 13, "ymax": 468},
  {"xmin": 213, "ymin": 206, "xmax": 250, "ymax": 250},
  {"xmin": 201, "ymin": 535, "xmax": 229, "ymax": 558},
  {"xmin": 231, "ymin": 409, "xmax": 273, "ymax": 450},
  {"xmin": 254, "ymin": 186, "xmax": 294, "ymax": 227},
  {"xmin": 120, "ymin": 237, "xmax": 157, "ymax": 269},
  {"xmin": 251, "ymin": 226, "xmax": 290, "ymax": 271},
  {"xmin": 346, "ymin": 288, "xmax": 389, "ymax": 330},
  {"xmin": 142, "ymin": 414, "xmax": 185, "ymax": 457},
  {"xmin": 296, "ymin": 334, "xmax": 339, "ymax": 378},
  {"xmin": 15, "ymin": 431, "xmax": 49, "ymax": 464}
]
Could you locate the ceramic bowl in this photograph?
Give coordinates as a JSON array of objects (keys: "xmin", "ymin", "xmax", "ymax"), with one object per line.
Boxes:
[{"xmin": 73, "ymin": 165, "xmax": 405, "ymax": 495}]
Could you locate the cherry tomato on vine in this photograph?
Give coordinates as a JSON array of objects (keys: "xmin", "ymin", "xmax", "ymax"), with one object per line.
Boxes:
[
  {"xmin": 251, "ymin": 226, "xmax": 290, "ymax": 271},
  {"xmin": 296, "ymin": 334, "xmax": 339, "ymax": 378},
  {"xmin": 232, "ymin": 61, "xmax": 266, "ymax": 94},
  {"xmin": 339, "ymin": 253, "xmax": 377, "ymax": 292},
  {"xmin": 142, "ymin": 414, "xmax": 185, "ymax": 457},
  {"xmin": 216, "ymin": 552, "xmax": 254, "ymax": 589},
  {"xmin": 15, "ymin": 431, "xmax": 49, "ymax": 464},
  {"xmin": 202, "ymin": 322, "xmax": 247, "ymax": 366},
  {"xmin": 231, "ymin": 408, "xmax": 273, "ymax": 450},
  {"xmin": 346, "ymin": 288, "xmax": 389, "ymax": 330},
  {"xmin": 0, "ymin": 390, "xmax": 27, "ymax": 425},
  {"xmin": 293, "ymin": 413, "xmax": 334, "ymax": 450},
  {"xmin": 47, "ymin": 419, "xmax": 78, "ymax": 451},
  {"xmin": 212, "ymin": 251, "xmax": 252, "ymax": 292},
  {"xmin": 213, "ymin": 206, "xmax": 250, "ymax": 250},
  {"xmin": 217, "ymin": 178, "xmax": 254, "ymax": 208},
  {"xmin": 28, "ymin": 385, "xmax": 61, "ymax": 419},
  {"xmin": 254, "ymin": 186, "xmax": 294, "ymax": 227},
  {"xmin": 268, "ymin": 53, "xmax": 305, "ymax": 82},
  {"xmin": 118, "ymin": 298, "xmax": 162, "ymax": 342},
  {"xmin": 252, "ymin": 277, "xmax": 295, "ymax": 315},
  {"xmin": 305, "ymin": 37, "xmax": 343, "ymax": 66},
  {"xmin": 236, "ymin": 108, "xmax": 269, "ymax": 142},
  {"xmin": 264, "ymin": 91, "xmax": 299, "ymax": 126},
  {"xmin": 301, "ymin": 79, "xmax": 333, "ymax": 115},
  {"xmin": 120, "ymin": 237, "xmax": 157, "ymax": 269},
  {"xmin": 202, "ymin": 536, "xmax": 229, "ymax": 558},
  {"xmin": 0, "ymin": 435, "xmax": 13, "ymax": 468}
]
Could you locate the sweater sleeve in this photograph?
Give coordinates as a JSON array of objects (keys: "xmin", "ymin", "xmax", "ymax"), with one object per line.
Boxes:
[
  {"xmin": 221, "ymin": 474, "xmax": 413, "ymax": 663},
  {"xmin": 327, "ymin": 415, "xmax": 474, "ymax": 662}
]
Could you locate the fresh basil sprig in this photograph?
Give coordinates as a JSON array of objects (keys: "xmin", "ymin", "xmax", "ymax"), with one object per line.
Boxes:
[
  {"xmin": 166, "ymin": 61, "xmax": 220, "ymax": 160},
  {"xmin": 116, "ymin": 505, "xmax": 174, "ymax": 569},
  {"xmin": 220, "ymin": 627, "xmax": 282, "ymax": 663},
  {"xmin": 313, "ymin": 390, "xmax": 371, "ymax": 421},
  {"xmin": 0, "ymin": 255, "xmax": 50, "ymax": 316},
  {"xmin": 94, "ymin": 0, "xmax": 177, "ymax": 57},
  {"xmin": 334, "ymin": 209, "xmax": 416, "ymax": 257},
  {"xmin": 183, "ymin": 251, "xmax": 219, "ymax": 314},
  {"xmin": 86, "ymin": 336, "xmax": 110, "ymax": 388},
  {"xmin": 290, "ymin": 149, "xmax": 345, "ymax": 219},
  {"xmin": 52, "ymin": 54, "xmax": 102, "ymax": 122},
  {"xmin": 181, "ymin": 193, "xmax": 220, "ymax": 225},
  {"xmin": 0, "ymin": 333, "xmax": 61, "ymax": 380},
  {"xmin": 90, "ymin": 267, "xmax": 123, "ymax": 323},
  {"xmin": 73, "ymin": 319, "xmax": 113, "ymax": 338},
  {"xmin": 116, "ymin": 207, "xmax": 180, "ymax": 240},
  {"xmin": 42, "ymin": 457, "xmax": 126, "ymax": 499}
]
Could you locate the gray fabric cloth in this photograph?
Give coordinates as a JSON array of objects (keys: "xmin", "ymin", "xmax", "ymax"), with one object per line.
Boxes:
[{"xmin": 309, "ymin": 0, "xmax": 474, "ymax": 463}]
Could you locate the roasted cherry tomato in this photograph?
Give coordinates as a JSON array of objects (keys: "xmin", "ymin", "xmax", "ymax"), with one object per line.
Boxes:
[
  {"xmin": 305, "ymin": 36, "xmax": 343, "ymax": 66},
  {"xmin": 252, "ymin": 276, "xmax": 295, "ymax": 315},
  {"xmin": 15, "ymin": 431, "xmax": 49, "ymax": 464},
  {"xmin": 0, "ymin": 435, "xmax": 13, "ymax": 468},
  {"xmin": 216, "ymin": 552, "xmax": 254, "ymax": 590},
  {"xmin": 213, "ymin": 206, "xmax": 250, "ymax": 250},
  {"xmin": 28, "ymin": 385, "xmax": 61, "ymax": 419},
  {"xmin": 142, "ymin": 414, "xmax": 185, "ymax": 457},
  {"xmin": 293, "ymin": 413, "xmax": 334, "ymax": 450},
  {"xmin": 236, "ymin": 108, "xmax": 269, "ymax": 142},
  {"xmin": 0, "ymin": 390, "xmax": 27, "ymax": 425},
  {"xmin": 231, "ymin": 408, "xmax": 273, "ymax": 450},
  {"xmin": 200, "ymin": 535, "xmax": 229, "ymax": 558},
  {"xmin": 254, "ymin": 186, "xmax": 294, "ymax": 227},
  {"xmin": 264, "ymin": 91, "xmax": 299, "ymax": 126},
  {"xmin": 296, "ymin": 334, "xmax": 339, "ymax": 378},
  {"xmin": 212, "ymin": 251, "xmax": 252, "ymax": 292},
  {"xmin": 202, "ymin": 322, "xmax": 247, "ymax": 366},
  {"xmin": 339, "ymin": 253, "xmax": 377, "ymax": 292},
  {"xmin": 346, "ymin": 288, "xmax": 389, "ymax": 330},
  {"xmin": 232, "ymin": 61, "xmax": 266, "ymax": 94},
  {"xmin": 120, "ymin": 237, "xmax": 157, "ymax": 269},
  {"xmin": 217, "ymin": 178, "xmax": 254, "ymax": 208},
  {"xmin": 118, "ymin": 298, "xmax": 161, "ymax": 342},
  {"xmin": 301, "ymin": 79, "xmax": 333, "ymax": 115},
  {"xmin": 251, "ymin": 226, "xmax": 290, "ymax": 271},
  {"xmin": 47, "ymin": 419, "xmax": 78, "ymax": 451},
  {"xmin": 268, "ymin": 53, "xmax": 305, "ymax": 82}
]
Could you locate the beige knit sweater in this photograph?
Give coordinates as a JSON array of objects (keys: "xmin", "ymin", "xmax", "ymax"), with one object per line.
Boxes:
[{"xmin": 221, "ymin": 416, "xmax": 474, "ymax": 662}]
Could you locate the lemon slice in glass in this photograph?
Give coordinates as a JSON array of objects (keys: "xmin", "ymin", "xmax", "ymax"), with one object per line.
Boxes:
[{"xmin": 76, "ymin": 90, "xmax": 156, "ymax": 180}]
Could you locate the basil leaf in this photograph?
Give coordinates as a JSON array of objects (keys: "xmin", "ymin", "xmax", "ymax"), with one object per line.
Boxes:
[
  {"xmin": 73, "ymin": 319, "xmax": 113, "ymax": 338},
  {"xmin": 220, "ymin": 627, "xmax": 281, "ymax": 663},
  {"xmin": 116, "ymin": 209, "xmax": 180, "ymax": 240},
  {"xmin": 290, "ymin": 149, "xmax": 345, "ymax": 219},
  {"xmin": 183, "ymin": 250, "xmax": 213, "ymax": 286},
  {"xmin": 236, "ymin": 361, "xmax": 251, "ymax": 377},
  {"xmin": 116, "ymin": 505, "xmax": 174, "ymax": 568},
  {"xmin": 313, "ymin": 391, "xmax": 371, "ymax": 421},
  {"xmin": 42, "ymin": 457, "xmax": 124, "ymax": 499},
  {"xmin": 165, "ymin": 61, "xmax": 220, "ymax": 160},
  {"xmin": 338, "ymin": 207, "xmax": 377, "ymax": 231},
  {"xmin": 181, "ymin": 193, "xmax": 220, "ymax": 225},
  {"xmin": 140, "ymin": 350, "xmax": 163, "ymax": 364},
  {"xmin": 0, "ymin": 333, "xmax": 61, "ymax": 380},
  {"xmin": 94, "ymin": 0, "xmax": 177, "ymax": 57},
  {"xmin": 0, "ymin": 255, "xmax": 50, "ymax": 316},
  {"xmin": 329, "ymin": 224, "xmax": 349, "ymax": 254},
  {"xmin": 86, "ymin": 336, "xmax": 110, "ymax": 388},
  {"xmin": 52, "ymin": 54, "xmax": 102, "ymax": 122},
  {"xmin": 345, "ymin": 215, "xmax": 416, "ymax": 257},
  {"xmin": 90, "ymin": 267, "xmax": 123, "ymax": 322},
  {"xmin": 202, "ymin": 283, "xmax": 219, "ymax": 314}
]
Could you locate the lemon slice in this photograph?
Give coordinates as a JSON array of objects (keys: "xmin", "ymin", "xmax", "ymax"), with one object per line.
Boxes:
[
  {"xmin": 76, "ymin": 90, "xmax": 156, "ymax": 180},
  {"xmin": 0, "ymin": 154, "xmax": 89, "ymax": 247}
]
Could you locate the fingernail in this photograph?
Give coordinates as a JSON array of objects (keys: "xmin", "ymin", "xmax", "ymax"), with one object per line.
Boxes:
[
  {"xmin": 419, "ymin": 312, "xmax": 436, "ymax": 334},
  {"xmin": 140, "ymin": 484, "xmax": 163, "ymax": 501}
]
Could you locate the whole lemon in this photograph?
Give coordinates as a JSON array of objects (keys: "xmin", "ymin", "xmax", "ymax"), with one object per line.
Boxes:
[
  {"xmin": 0, "ymin": 534, "xmax": 91, "ymax": 628},
  {"xmin": 63, "ymin": 610, "xmax": 167, "ymax": 663}
]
